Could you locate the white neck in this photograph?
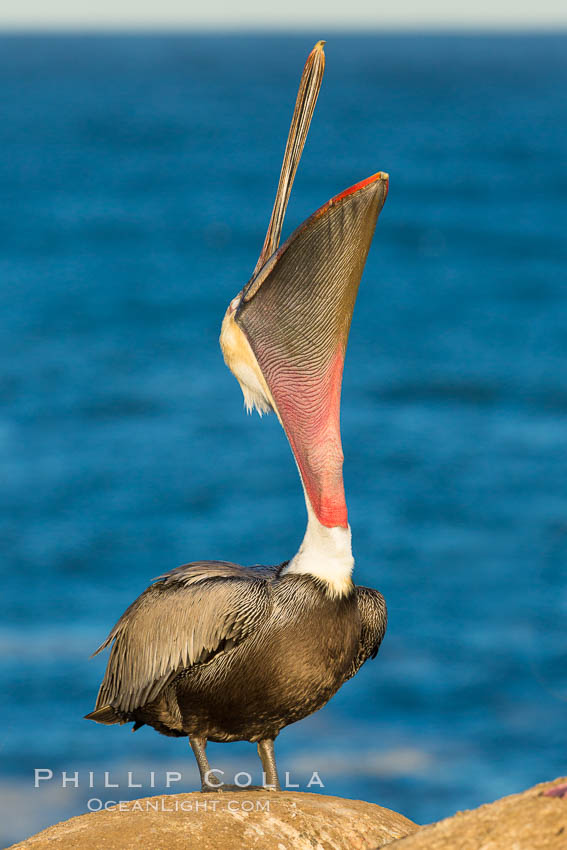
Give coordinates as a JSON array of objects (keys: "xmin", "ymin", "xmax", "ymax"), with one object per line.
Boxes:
[{"xmin": 281, "ymin": 497, "xmax": 354, "ymax": 597}]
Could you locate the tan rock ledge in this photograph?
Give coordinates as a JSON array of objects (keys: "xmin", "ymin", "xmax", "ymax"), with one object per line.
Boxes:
[
  {"xmin": 7, "ymin": 790, "xmax": 418, "ymax": 850},
  {"xmin": 390, "ymin": 776, "xmax": 567, "ymax": 850}
]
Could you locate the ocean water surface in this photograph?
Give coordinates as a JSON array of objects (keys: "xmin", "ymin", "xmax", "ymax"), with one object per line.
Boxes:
[{"xmin": 0, "ymin": 32, "xmax": 566, "ymax": 845}]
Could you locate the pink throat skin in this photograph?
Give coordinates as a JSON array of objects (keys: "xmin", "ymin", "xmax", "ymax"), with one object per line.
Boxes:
[{"xmin": 270, "ymin": 346, "xmax": 348, "ymax": 529}]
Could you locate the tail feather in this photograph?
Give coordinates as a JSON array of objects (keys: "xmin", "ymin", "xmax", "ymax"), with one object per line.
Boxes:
[{"xmin": 84, "ymin": 704, "xmax": 123, "ymax": 725}]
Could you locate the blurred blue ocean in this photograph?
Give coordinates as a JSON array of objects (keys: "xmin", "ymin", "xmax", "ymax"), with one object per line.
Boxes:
[{"xmin": 0, "ymin": 32, "xmax": 566, "ymax": 845}]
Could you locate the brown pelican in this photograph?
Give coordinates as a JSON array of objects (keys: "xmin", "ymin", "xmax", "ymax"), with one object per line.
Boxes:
[{"xmin": 86, "ymin": 41, "xmax": 389, "ymax": 792}]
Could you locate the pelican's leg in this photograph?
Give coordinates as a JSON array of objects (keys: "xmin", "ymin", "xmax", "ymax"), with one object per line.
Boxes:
[
  {"xmin": 257, "ymin": 738, "xmax": 281, "ymax": 791},
  {"xmin": 190, "ymin": 736, "xmax": 223, "ymax": 791}
]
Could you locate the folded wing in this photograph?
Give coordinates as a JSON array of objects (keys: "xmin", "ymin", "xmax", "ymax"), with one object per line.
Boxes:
[{"xmin": 86, "ymin": 562, "xmax": 274, "ymax": 719}]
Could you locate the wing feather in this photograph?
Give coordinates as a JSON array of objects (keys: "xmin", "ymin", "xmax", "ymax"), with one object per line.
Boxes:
[{"xmin": 90, "ymin": 561, "xmax": 276, "ymax": 715}]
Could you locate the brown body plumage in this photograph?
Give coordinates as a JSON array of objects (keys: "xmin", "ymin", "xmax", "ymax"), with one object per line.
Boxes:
[{"xmin": 88, "ymin": 564, "xmax": 386, "ymax": 745}]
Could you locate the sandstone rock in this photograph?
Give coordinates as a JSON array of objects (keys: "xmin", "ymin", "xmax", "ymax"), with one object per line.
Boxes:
[
  {"xmin": 7, "ymin": 790, "xmax": 418, "ymax": 850},
  {"xmin": 390, "ymin": 776, "xmax": 567, "ymax": 850}
]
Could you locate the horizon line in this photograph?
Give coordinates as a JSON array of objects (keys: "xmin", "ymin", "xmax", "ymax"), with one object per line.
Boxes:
[{"xmin": 1, "ymin": 23, "xmax": 567, "ymax": 34}]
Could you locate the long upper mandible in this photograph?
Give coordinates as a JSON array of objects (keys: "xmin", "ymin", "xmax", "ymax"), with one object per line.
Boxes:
[{"xmin": 253, "ymin": 40, "xmax": 326, "ymax": 276}]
